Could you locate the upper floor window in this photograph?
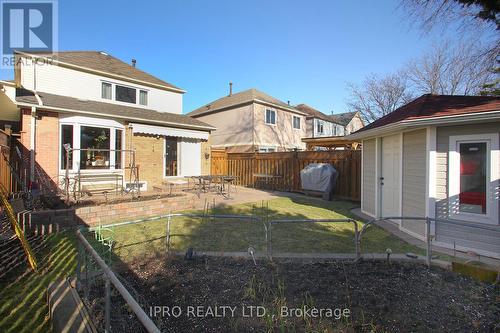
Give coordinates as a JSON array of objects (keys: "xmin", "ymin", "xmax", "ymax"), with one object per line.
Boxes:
[
  {"xmin": 139, "ymin": 90, "xmax": 148, "ymax": 106},
  {"xmin": 292, "ymin": 116, "xmax": 301, "ymax": 129},
  {"xmin": 115, "ymin": 85, "xmax": 137, "ymax": 104},
  {"xmin": 101, "ymin": 82, "xmax": 112, "ymax": 100},
  {"xmin": 317, "ymin": 121, "xmax": 324, "ymax": 134},
  {"xmin": 265, "ymin": 109, "xmax": 276, "ymax": 125}
]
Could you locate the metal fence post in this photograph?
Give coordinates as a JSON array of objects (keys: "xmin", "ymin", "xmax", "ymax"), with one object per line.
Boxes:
[
  {"xmin": 105, "ymin": 275, "xmax": 111, "ymax": 333},
  {"xmin": 426, "ymin": 217, "xmax": 431, "ymax": 268},
  {"xmin": 166, "ymin": 214, "xmax": 171, "ymax": 253},
  {"xmin": 352, "ymin": 220, "xmax": 360, "ymax": 261},
  {"xmin": 267, "ymin": 221, "xmax": 272, "ymax": 261}
]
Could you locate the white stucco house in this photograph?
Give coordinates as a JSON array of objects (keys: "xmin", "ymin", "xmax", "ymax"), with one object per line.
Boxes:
[{"xmin": 349, "ymin": 94, "xmax": 500, "ymax": 258}]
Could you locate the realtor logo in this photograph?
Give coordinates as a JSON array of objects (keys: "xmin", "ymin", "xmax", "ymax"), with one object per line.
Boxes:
[{"xmin": 1, "ymin": 0, "xmax": 58, "ymax": 68}]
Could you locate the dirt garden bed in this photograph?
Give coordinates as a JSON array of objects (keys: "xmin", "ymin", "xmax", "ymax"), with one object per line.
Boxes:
[{"xmin": 90, "ymin": 256, "xmax": 500, "ymax": 332}]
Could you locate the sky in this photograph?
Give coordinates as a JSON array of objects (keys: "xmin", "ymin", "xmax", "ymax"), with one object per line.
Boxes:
[{"xmin": 0, "ymin": 0, "xmax": 460, "ymax": 114}]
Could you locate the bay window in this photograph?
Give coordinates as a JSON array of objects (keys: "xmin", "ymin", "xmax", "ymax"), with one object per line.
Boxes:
[{"xmin": 59, "ymin": 121, "xmax": 124, "ymax": 172}]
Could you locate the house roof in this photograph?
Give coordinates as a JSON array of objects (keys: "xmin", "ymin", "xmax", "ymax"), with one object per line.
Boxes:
[
  {"xmin": 329, "ymin": 111, "xmax": 359, "ymax": 126},
  {"xmin": 295, "ymin": 104, "xmax": 337, "ymax": 123},
  {"xmin": 15, "ymin": 89, "xmax": 214, "ymax": 131},
  {"xmin": 15, "ymin": 51, "xmax": 184, "ymax": 92},
  {"xmin": 355, "ymin": 94, "xmax": 500, "ymax": 134},
  {"xmin": 188, "ymin": 88, "xmax": 306, "ymax": 117}
]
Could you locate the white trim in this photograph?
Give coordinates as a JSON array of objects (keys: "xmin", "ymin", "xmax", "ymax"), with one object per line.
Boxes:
[
  {"xmin": 398, "ymin": 132, "xmax": 403, "ymax": 227},
  {"xmin": 265, "ymin": 108, "xmax": 277, "ymax": 126},
  {"xmin": 448, "ymin": 133, "xmax": 499, "ymax": 225},
  {"xmin": 360, "ymin": 209, "xmax": 376, "ymax": 218},
  {"xmin": 130, "ymin": 123, "xmax": 209, "ymax": 140},
  {"xmin": 374, "ymin": 137, "xmax": 381, "ymax": 218},
  {"xmin": 361, "ymin": 139, "xmax": 364, "ymax": 212},
  {"xmin": 426, "ymin": 126, "xmax": 437, "ymax": 235}
]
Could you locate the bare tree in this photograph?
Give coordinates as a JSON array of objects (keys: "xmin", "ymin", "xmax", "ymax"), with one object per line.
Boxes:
[
  {"xmin": 346, "ymin": 72, "xmax": 415, "ymax": 123},
  {"xmin": 406, "ymin": 40, "xmax": 495, "ymax": 95}
]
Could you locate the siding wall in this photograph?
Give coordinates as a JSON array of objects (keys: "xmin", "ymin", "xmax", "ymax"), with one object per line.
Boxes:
[
  {"xmin": 401, "ymin": 129, "xmax": 426, "ymax": 237},
  {"xmin": 362, "ymin": 139, "xmax": 376, "ymax": 216},
  {"xmin": 20, "ymin": 57, "xmax": 183, "ymax": 114},
  {"xmin": 435, "ymin": 122, "xmax": 500, "ymax": 258}
]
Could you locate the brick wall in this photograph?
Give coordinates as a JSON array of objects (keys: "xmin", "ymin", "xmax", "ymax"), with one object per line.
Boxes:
[
  {"xmin": 19, "ymin": 108, "xmax": 60, "ymax": 182},
  {"xmin": 126, "ymin": 128, "xmax": 165, "ymax": 189},
  {"xmin": 18, "ymin": 193, "xmax": 196, "ymax": 234}
]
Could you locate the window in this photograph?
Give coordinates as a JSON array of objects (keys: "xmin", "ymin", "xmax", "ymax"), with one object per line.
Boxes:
[
  {"xmin": 449, "ymin": 134, "xmax": 499, "ymax": 225},
  {"xmin": 115, "ymin": 129, "xmax": 123, "ymax": 169},
  {"xmin": 317, "ymin": 121, "xmax": 324, "ymax": 134},
  {"xmin": 101, "ymin": 82, "xmax": 112, "ymax": 100},
  {"xmin": 115, "ymin": 85, "xmax": 137, "ymax": 104},
  {"xmin": 293, "ymin": 116, "xmax": 301, "ymax": 129},
  {"xmin": 165, "ymin": 137, "xmax": 178, "ymax": 176},
  {"xmin": 80, "ymin": 126, "xmax": 111, "ymax": 169},
  {"xmin": 258, "ymin": 147, "xmax": 276, "ymax": 153},
  {"xmin": 265, "ymin": 109, "xmax": 276, "ymax": 125},
  {"xmin": 458, "ymin": 142, "xmax": 487, "ymax": 214},
  {"xmin": 139, "ymin": 90, "xmax": 148, "ymax": 106},
  {"xmin": 60, "ymin": 125, "xmax": 73, "ymax": 170}
]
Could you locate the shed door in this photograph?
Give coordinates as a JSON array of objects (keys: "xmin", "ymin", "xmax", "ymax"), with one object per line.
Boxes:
[{"xmin": 381, "ymin": 134, "xmax": 401, "ymax": 217}]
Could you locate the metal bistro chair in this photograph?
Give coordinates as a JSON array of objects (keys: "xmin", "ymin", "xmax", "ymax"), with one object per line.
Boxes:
[{"xmin": 93, "ymin": 224, "xmax": 115, "ymax": 264}]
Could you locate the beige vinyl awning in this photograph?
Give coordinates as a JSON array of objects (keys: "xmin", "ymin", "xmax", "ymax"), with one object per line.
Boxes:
[{"xmin": 130, "ymin": 123, "xmax": 209, "ymax": 140}]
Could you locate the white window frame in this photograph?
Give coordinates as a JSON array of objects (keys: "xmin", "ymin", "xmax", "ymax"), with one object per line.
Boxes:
[
  {"xmin": 292, "ymin": 115, "xmax": 301, "ymax": 130},
  {"xmin": 139, "ymin": 89, "xmax": 148, "ymax": 106},
  {"xmin": 258, "ymin": 146, "xmax": 276, "ymax": 153},
  {"xmin": 101, "ymin": 82, "xmax": 112, "ymax": 100},
  {"xmin": 265, "ymin": 109, "xmax": 277, "ymax": 126},
  {"xmin": 448, "ymin": 133, "xmax": 499, "ymax": 225},
  {"xmin": 58, "ymin": 116, "xmax": 125, "ymax": 174},
  {"xmin": 316, "ymin": 120, "xmax": 324, "ymax": 134}
]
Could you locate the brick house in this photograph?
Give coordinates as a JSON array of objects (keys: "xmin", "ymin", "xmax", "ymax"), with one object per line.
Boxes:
[{"xmin": 0, "ymin": 51, "xmax": 214, "ymax": 195}]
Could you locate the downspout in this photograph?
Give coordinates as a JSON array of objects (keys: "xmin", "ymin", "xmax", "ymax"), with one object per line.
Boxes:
[{"xmin": 29, "ymin": 59, "xmax": 43, "ymax": 185}]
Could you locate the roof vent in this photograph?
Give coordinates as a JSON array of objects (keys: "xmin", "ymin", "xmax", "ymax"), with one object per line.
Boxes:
[
  {"xmin": 99, "ymin": 51, "xmax": 108, "ymax": 56},
  {"xmin": 228, "ymin": 82, "xmax": 233, "ymax": 96},
  {"xmin": 206, "ymin": 104, "xmax": 211, "ymax": 109},
  {"xmin": 132, "ymin": 59, "xmax": 137, "ymax": 67},
  {"xmin": 287, "ymin": 100, "xmax": 290, "ymax": 106}
]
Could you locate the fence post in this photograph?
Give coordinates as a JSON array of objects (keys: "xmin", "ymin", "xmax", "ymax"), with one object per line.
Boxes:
[
  {"xmin": 426, "ymin": 217, "xmax": 431, "ymax": 268},
  {"xmin": 105, "ymin": 275, "xmax": 111, "ymax": 333},
  {"xmin": 166, "ymin": 214, "xmax": 171, "ymax": 253},
  {"xmin": 352, "ymin": 220, "xmax": 360, "ymax": 261},
  {"xmin": 267, "ymin": 221, "xmax": 272, "ymax": 261}
]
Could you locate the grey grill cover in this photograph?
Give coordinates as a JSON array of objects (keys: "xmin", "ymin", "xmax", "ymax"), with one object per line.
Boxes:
[{"xmin": 300, "ymin": 163, "xmax": 338, "ymax": 200}]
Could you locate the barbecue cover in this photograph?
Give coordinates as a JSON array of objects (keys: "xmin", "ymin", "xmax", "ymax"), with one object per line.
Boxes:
[{"xmin": 300, "ymin": 163, "xmax": 338, "ymax": 199}]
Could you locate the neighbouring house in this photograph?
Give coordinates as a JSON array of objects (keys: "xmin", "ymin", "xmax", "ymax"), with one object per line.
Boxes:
[
  {"xmin": 349, "ymin": 94, "xmax": 500, "ymax": 258},
  {"xmin": 330, "ymin": 111, "xmax": 364, "ymax": 135},
  {"xmin": 295, "ymin": 104, "xmax": 345, "ymax": 138},
  {"xmin": 188, "ymin": 88, "xmax": 307, "ymax": 152},
  {"xmin": 0, "ymin": 51, "xmax": 214, "ymax": 195}
]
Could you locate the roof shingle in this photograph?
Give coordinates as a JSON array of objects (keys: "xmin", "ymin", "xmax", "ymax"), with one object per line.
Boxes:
[
  {"xmin": 17, "ymin": 51, "xmax": 183, "ymax": 91},
  {"xmin": 188, "ymin": 89, "xmax": 305, "ymax": 117},
  {"xmin": 15, "ymin": 89, "xmax": 213, "ymax": 131},
  {"xmin": 355, "ymin": 94, "xmax": 500, "ymax": 133},
  {"xmin": 295, "ymin": 104, "xmax": 336, "ymax": 123}
]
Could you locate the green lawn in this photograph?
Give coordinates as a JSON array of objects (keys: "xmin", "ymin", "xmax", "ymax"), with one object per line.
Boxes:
[
  {"xmin": 108, "ymin": 197, "xmax": 425, "ymax": 262},
  {"xmin": 0, "ymin": 232, "xmax": 77, "ymax": 333}
]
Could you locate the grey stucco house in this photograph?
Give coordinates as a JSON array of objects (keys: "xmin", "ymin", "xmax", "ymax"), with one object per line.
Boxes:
[{"xmin": 349, "ymin": 94, "xmax": 500, "ymax": 258}]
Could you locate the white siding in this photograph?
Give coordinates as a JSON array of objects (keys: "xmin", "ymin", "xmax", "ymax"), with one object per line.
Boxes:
[
  {"xmin": 401, "ymin": 129, "xmax": 426, "ymax": 237},
  {"xmin": 435, "ymin": 122, "xmax": 500, "ymax": 258},
  {"xmin": 362, "ymin": 139, "xmax": 376, "ymax": 216},
  {"xmin": 20, "ymin": 58, "xmax": 183, "ymax": 114},
  {"xmin": 312, "ymin": 118, "xmax": 344, "ymax": 137}
]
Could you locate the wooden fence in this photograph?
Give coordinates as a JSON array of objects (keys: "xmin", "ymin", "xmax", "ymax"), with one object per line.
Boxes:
[
  {"xmin": 0, "ymin": 129, "xmax": 18, "ymax": 194},
  {"xmin": 211, "ymin": 149, "xmax": 361, "ymax": 201}
]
